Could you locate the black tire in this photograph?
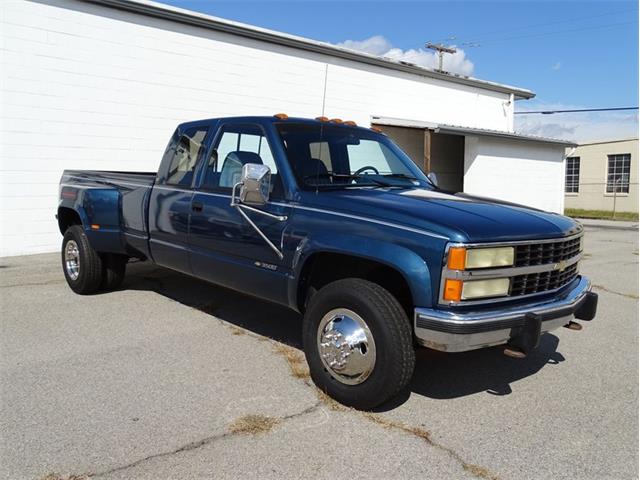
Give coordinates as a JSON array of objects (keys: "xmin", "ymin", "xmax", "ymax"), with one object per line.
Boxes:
[
  {"xmin": 100, "ymin": 254, "xmax": 127, "ymax": 291},
  {"xmin": 61, "ymin": 225, "xmax": 103, "ymax": 295},
  {"xmin": 302, "ymin": 278, "xmax": 415, "ymax": 410}
]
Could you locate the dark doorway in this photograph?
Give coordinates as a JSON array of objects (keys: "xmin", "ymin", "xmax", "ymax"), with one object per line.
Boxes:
[{"xmin": 374, "ymin": 124, "xmax": 465, "ymax": 192}]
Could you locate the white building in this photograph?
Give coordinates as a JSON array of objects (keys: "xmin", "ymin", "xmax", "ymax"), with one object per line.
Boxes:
[{"xmin": 0, "ymin": 0, "xmax": 574, "ymax": 257}]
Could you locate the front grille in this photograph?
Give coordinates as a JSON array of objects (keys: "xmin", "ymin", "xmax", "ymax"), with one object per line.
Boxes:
[
  {"xmin": 515, "ymin": 236, "xmax": 581, "ymax": 267},
  {"xmin": 510, "ymin": 262, "xmax": 579, "ymax": 297}
]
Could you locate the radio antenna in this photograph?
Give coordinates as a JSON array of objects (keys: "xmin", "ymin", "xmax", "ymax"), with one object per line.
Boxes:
[
  {"xmin": 321, "ymin": 63, "xmax": 328, "ymax": 117},
  {"xmin": 315, "ymin": 64, "xmax": 329, "ymax": 195}
]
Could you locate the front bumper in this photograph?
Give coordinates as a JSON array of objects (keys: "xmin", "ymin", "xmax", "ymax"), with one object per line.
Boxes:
[{"xmin": 414, "ymin": 276, "xmax": 598, "ymax": 353}]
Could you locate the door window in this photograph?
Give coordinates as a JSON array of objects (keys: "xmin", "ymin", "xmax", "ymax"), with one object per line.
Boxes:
[
  {"xmin": 202, "ymin": 124, "xmax": 282, "ymax": 197},
  {"xmin": 165, "ymin": 127, "xmax": 208, "ymax": 187}
]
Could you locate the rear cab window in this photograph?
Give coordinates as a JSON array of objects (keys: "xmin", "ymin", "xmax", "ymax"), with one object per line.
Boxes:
[{"xmin": 164, "ymin": 127, "xmax": 209, "ymax": 187}]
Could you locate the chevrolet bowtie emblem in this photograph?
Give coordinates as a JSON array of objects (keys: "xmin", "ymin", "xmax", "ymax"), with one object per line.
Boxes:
[{"xmin": 556, "ymin": 260, "xmax": 567, "ymax": 272}]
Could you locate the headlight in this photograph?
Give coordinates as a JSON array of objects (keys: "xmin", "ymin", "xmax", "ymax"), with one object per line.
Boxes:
[
  {"xmin": 462, "ymin": 278, "xmax": 510, "ymax": 300},
  {"xmin": 443, "ymin": 278, "xmax": 511, "ymax": 301},
  {"xmin": 447, "ymin": 246, "xmax": 515, "ymax": 270}
]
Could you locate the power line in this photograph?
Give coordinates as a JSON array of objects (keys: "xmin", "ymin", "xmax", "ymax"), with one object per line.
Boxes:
[
  {"xmin": 515, "ymin": 107, "xmax": 639, "ymax": 115},
  {"xmin": 452, "ymin": 7, "xmax": 638, "ymax": 46},
  {"xmin": 453, "ymin": 20, "xmax": 637, "ymax": 48}
]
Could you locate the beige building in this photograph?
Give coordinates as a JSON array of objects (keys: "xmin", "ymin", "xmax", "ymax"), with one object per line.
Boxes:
[{"xmin": 564, "ymin": 138, "xmax": 638, "ymax": 213}]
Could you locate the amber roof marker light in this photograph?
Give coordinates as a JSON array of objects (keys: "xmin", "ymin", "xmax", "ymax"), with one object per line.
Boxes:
[
  {"xmin": 273, "ymin": 113, "xmax": 289, "ymax": 120},
  {"xmin": 315, "ymin": 116, "xmax": 329, "ymax": 122},
  {"xmin": 343, "ymin": 120, "xmax": 357, "ymax": 126}
]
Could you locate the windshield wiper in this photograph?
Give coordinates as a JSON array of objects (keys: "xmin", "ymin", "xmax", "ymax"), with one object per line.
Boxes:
[
  {"xmin": 303, "ymin": 172, "xmax": 393, "ymax": 187},
  {"xmin": 383, "ymin": 173, "xmax": 418, "ymax": 180}
]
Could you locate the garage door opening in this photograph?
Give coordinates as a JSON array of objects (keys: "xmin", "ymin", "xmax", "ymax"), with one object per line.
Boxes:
[{"xmin": 373, "ymin": 124, "xmax": 465, "ymax": 192}]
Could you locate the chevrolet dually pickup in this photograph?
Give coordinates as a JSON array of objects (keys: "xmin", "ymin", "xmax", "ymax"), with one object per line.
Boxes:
[{"xmin": 57, "ymin": 114, "xmax": 598, "ymax": 409}]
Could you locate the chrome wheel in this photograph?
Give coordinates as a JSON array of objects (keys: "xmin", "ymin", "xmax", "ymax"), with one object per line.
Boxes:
[
  {"xmin": 64, "ymin": 240, "xmax": 80, "ymax": 280},
  {"xmin": 317, "ymin": 308, "xmax": 377, "ymax": 385}
]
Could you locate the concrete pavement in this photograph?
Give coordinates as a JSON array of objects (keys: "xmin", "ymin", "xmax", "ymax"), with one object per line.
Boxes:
[
  {"xmin": 1, "ymin": 226, "xmax": 637, "ymax": 479},
  {"xmin": 574, "ymin": 217, "xmax": 638, "ymax": 231}
]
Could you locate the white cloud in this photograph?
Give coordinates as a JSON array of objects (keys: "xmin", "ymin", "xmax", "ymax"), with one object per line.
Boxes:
[
  {"xmin": 334, "ymin": 35, "xmax": 474, "ymax": 76},
  {"xmin": 516, "ymin": 102, "xmax": 639, "ymax": 144}
]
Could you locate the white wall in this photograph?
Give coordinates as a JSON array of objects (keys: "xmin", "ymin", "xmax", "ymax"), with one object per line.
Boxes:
[
  {"xmin": 1, "ymin": 0, "xmax": 515, "ymax": 256},
  {"xmin": 464, "ymin": 136, "xmax": 566, "ymax": 213}
]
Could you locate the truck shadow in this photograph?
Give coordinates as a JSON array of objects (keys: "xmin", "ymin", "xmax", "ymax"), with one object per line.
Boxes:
[{"xmin": 123, "ymin": 261, "xmax": 566, "ymax": 408}]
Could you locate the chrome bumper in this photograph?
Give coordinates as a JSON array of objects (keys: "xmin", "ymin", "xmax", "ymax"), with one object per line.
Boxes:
[{"xmin": 414, "ymin": 276, "xmax": 597, "ymax": 353}]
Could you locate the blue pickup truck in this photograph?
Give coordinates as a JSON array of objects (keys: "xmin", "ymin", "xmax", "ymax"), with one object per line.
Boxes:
[{"xmin": 57, "ymin": 115, "xmax": 598, "ymax": 409}]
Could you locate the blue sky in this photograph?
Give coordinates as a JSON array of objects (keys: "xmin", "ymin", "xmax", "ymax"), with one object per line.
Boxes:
[{"xmin": 161, "ymin": 0, "xmax": 638, "ymax": 142}]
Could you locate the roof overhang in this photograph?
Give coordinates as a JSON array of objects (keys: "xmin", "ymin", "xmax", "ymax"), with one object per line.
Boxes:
[
  {"xmin": 82, "ymin": 0, "xmax": 536, "ymax": 100},
  {"xmin": 371, "ymin": 116, "xmax": 577, "ymax": 147}
]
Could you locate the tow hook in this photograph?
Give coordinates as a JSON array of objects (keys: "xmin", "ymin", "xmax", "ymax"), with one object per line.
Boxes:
[
  {"xmin": 564, "ymin": 321, "xmax": 582, "ymax": 331},
  {"xmin": 503, "ymin": 313, "xmax": 542, "ymax": 359},
  {"xmin": 503, "ymin": 347, "xmax": 527, "ymax": 359}
]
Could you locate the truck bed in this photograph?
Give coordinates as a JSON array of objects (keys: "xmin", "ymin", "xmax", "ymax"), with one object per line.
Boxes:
[
  {"xmin": 61, "ymin": 170, "xmax": 156, "ymax": 187},
  {"xmin": 60, "ymin": 169, "xmax": 157, "ymax": 259}
]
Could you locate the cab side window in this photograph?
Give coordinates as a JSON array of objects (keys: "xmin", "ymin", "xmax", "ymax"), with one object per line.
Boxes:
[
  {"xmin": 165, "ymin": 127, "xmax": 208, "ymax": 187},
  {"xmin": 202, "ymin": 124, "xmax": 283, "ymax": 198}
]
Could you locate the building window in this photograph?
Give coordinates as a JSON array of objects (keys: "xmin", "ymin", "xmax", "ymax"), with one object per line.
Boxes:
[
  {"xmin": 606, "ymin": 154, "xmax": 631, "ymax": 193},
  {"xmin": 565, "ymin": 156, "xmax": 580, "ymax": 193}
]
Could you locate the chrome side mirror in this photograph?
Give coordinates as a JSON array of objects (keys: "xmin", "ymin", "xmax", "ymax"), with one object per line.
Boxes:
[
  {"xmin": 239, "ymin": 163, "xmax": 271, "ymax": 205},
  {"xmin": 427, "ymin": 172, "xmax": 439, "ymax": 187}
]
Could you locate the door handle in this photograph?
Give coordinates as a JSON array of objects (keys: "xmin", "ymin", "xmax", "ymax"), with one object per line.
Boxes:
[{"xmin": 191, "ymin": 201, "xmax": 203, "ymax": 212}]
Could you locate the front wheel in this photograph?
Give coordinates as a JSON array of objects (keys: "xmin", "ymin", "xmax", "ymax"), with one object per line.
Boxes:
[{"xmin": 302, "ymin": 278, "xmax": 415, "ymax": 410}]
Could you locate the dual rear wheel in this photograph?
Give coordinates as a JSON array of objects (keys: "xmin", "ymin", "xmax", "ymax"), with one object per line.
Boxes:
[{"xmin": 61, "ymin": 225, "xmax": 127, "ymax": 295}]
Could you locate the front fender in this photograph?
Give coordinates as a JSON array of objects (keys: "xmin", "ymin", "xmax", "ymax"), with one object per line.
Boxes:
[{"xmin": 289, "ymin": 232, "xmax": 433, "ymax": 310}]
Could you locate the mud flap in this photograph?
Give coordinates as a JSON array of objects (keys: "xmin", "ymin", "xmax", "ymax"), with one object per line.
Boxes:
[{"xmin": 508, "ymin": 313, "xmax": 542, "ymax": 354}]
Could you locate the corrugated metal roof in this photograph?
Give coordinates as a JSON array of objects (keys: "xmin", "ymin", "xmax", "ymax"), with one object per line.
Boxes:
[
  {"xmin": 435, "ymin": 124, "xmax": 577, "ymax": 146},
  {"xmin": 575, "ymin": 138, "xmax": 638, "ymax": 146},
  {"xmin": 370, "ymin": 116, "xmax": 576, "ymax": 146},
  {"xmin": 83, "ymin": 0, "xmax": 536, "ymax": 99}
]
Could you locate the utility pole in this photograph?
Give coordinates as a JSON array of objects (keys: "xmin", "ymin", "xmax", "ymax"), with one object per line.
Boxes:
[{"xmin": 425, "ymin": 43, "xmax": 457, "ymax": 72}]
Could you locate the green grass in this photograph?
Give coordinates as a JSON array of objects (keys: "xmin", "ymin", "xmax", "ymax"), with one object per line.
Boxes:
[{"xmin": 564, "ymin": 208, "xmax": 639, "ymax": 222}]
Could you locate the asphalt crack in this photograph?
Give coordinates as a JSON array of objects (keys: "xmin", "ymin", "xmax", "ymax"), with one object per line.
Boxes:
[
  {"xmin": 132, "ymin": 277, "xmax": 499, "ymax": 479},
  {"xmin": 269, "ymin": 345, "xmax": 499, "ymax": 479},
  {"xmin": 0, "ymin": 279, "xmax": 64, "ymax": 288},
  {"xmin": 88, "ymin": 401, "xmax": 321, "ymax": 478},
  {"xmin": 592, "ymin": 284, "xmax": 639, "ymax": 299}
]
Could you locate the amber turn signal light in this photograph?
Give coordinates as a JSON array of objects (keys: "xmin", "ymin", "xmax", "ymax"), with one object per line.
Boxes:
[
  {"xmin": 447, "ymin": 247, "xmax": 466, "ymax": 270},
  {"xmin": 443, "ymin": 279, "xmax": 463, "ymax": 302}
]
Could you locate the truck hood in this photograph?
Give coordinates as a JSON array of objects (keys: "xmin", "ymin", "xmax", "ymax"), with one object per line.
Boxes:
[{"xmin": 301, "ymin": 187, "xmax": 582, "ymax": 242}]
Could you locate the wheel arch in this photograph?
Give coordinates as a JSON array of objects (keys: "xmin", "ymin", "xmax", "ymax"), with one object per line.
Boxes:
[
  {"xmin": 57, "ymin": 206, "xmax": 87, "ymax": 234},
  {"xmin": 291, "ymin": 235, "xmax": 432, "ymax": 316}
]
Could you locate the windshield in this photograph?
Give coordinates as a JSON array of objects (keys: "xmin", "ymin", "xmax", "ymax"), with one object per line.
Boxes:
[{"xmin": 276, "ymin": 123, "xmax": 433, "ymax": 189}]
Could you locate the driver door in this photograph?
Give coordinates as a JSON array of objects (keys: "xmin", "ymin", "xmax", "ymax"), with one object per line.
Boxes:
[{"xmin": 188, "ymin": 122, "xmax": 293, "ymax": 305}]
